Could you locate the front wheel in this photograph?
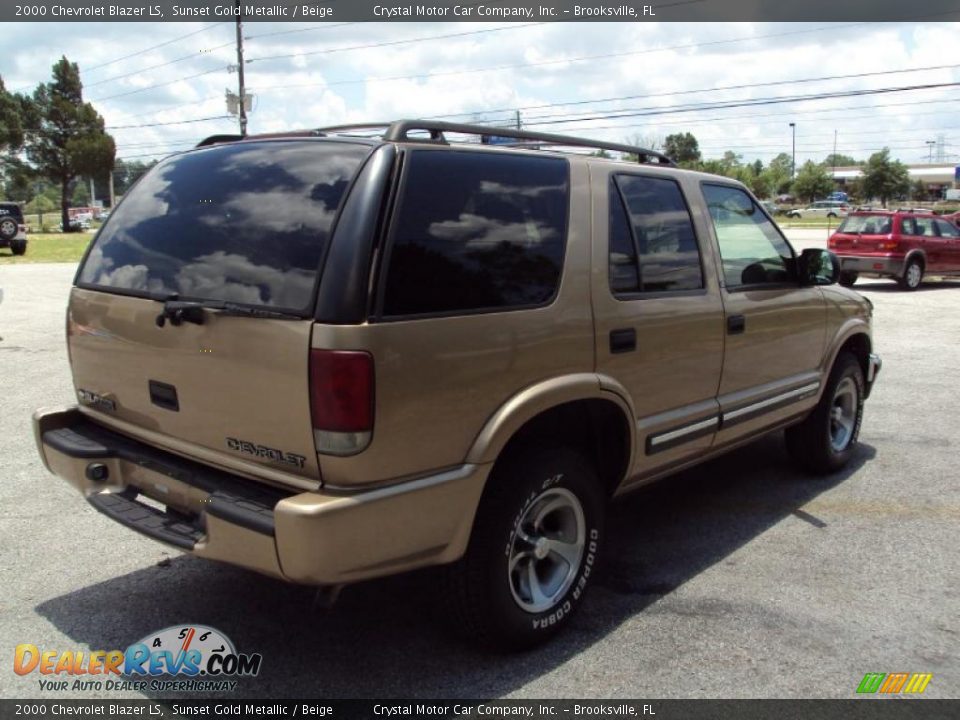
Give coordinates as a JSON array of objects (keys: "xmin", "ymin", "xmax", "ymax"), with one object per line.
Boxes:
[
  {"xmin": 446, "ymin": 447, "xmax": 605, "ymax": 650},
  {"xmin": 898, "ymin": 259, "xmax": 923, "ymax": 291},
  {"xmin": 786, "ymin": 352, "xmax": 865, "ymax": 474},
  {"xmin": 9, "ymin": 239, "xmax": 26, "ymax": 256}
]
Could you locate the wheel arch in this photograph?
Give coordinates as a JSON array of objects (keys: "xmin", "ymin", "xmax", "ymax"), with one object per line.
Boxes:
[
  {"xmin": 903, "ymin": 249, "xmax": 926, "ymax": 271},
  {"xmin": 822, "ymin": 326, "xmax": 872, "ymax": 392},
  {"xmin": 465, "ymin": 375, "xmax": 635, "ymax": 498}
]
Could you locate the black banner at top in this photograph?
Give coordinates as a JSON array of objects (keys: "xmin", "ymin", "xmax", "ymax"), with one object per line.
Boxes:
[
  {"xmin": 4, "ymin": 0, "xmax": 960, "ymax": 22},
  {"xmin": 0, "ymin": 699, "xmax": 955, "ymax": 720}
]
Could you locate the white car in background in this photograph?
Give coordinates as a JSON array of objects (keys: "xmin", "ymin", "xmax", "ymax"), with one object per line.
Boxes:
[{"xmin": 786, "ymin": 200, "xmax": 850, "ymax": 219}]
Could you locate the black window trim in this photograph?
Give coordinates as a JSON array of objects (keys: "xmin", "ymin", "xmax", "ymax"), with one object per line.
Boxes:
[
  {"xmin": 608, "ymin": 171, "xmax": 707, "ymax": 300},
  {"xmin": 933, "ymin": 218, "xmax": 959, "ymax": 237},
  {"xmin": 699, "ymin": 179, "xmax": 801, "ymax": 293},
  {"xmin": 73, "ymin": 137, "xmax": 377, "ymax": 319},
  {"xmin": 373, "ymin": 147, "xmax": 571, "ymax": 322}
]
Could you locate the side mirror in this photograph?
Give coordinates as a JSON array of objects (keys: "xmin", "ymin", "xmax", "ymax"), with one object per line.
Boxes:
[{"xmin": 798, "ymin": 248, "xmax": 840, "ymax": 286}]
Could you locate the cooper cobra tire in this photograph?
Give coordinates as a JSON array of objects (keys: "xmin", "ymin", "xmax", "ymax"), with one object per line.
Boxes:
[
  {"xmin": 446, "ymin": 446, "xmax": 605, "ymax": 650},
  {"xmin": 0, "ymin": 217, "xmax": 17, "ymax": 241},
  {"xmin": 786, "ymin": 352, "xmax": 865, "ymax": 475},
  {"xmin": 838, "ymin": 271, "xmax": 858, "ymax": 288},
  {"xmin": 898, "ymin": 258, "xmax": 923, "ymax": 291}
]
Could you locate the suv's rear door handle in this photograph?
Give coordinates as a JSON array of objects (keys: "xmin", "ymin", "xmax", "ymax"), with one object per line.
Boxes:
[
  {"xmin": 609, "ymin": 328, "xmax": 636, "ymax": 354},
  {"xmin": 727, "ymin": 314, "xmax": 746, "ymax": 335}
]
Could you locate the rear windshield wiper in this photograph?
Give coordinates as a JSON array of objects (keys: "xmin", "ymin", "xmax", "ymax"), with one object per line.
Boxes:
[{"xmin": 153, "ymin": 298, "xmax": 302, "ymax": 327}]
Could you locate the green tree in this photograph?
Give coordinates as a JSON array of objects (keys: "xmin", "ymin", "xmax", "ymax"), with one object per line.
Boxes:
[
  {"xmin": 720, "ymin": 150, "xmax": 742, "ymax": 173},
  {"xmin": 761, "ymin": 152, "xmax": 794, "ymax": 196},
  {"xmin": 861, "ymin": 148, "xmax": 910, "ymax": 207},
  {"xmin": 25, "ymin": 193, "xmax": 55, "ymax": 228},
  {"xmin": 910, "ymin": 179, "xmax": 927, "ymax": 202},
  {"xmin": 71, "ymin": 181, "xmax": 90, "ymax": 206},
  {"xmin": 792, "ymin": 161, "xmax": 834, "ymax": 203},
  {"xmin": 0, "ymin": 76, "xmax": 26, "ymax": 156},
  {"xmin": 663, "ymin": 132, "xmax": 701, "ymax": 166},
  {"xmin": 699, "ymin": 158, "xmax": 728, "ymax": 177},
  {"xmin": 824, "ymin": 153, "xmax": 857, "ymax": 168},
  {"xmin": 23, "ymin": 57, "xmax": 115, "ymax": 231},
  {"xmin": 112, "ymin": 158, "xmax": 155, "ymax": 196}
]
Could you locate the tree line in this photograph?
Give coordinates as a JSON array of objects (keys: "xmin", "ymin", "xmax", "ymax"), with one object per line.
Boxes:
[{"xmin": 650, "ymin": 131, "xmax": 917, "ymax": 206}]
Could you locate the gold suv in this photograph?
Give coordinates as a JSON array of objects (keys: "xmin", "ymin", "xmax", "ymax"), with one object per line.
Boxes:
[{"xmin": 33, "ymin": 121, "xmax": 881, "ymax": 649}]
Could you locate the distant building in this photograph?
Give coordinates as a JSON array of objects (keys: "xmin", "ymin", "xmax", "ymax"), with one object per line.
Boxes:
[{"xmin": 830, "ymin": 164, "xmax": 959, "ymax": 197}]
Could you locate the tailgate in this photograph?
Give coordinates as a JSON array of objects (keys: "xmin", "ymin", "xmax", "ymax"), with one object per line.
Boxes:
[
  {"xmin": 69, "ymin": 288, "xmax": 321, "ymax": 486},
  {"xmin": 68, "ymin": 138, "xmax": 374, "ymax": 489}
]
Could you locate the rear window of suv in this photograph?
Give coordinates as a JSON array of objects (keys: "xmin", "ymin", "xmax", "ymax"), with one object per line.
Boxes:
[
  {"xmin": 837, "ymin": 215, "xmax": 893, "ymax": 234},
  {"xmin": 77, "ymin": 140, "xmax": 370, "ymax": 314}
]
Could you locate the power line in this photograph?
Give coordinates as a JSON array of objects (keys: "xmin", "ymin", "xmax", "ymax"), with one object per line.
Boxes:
[
  {"xmin": 249, "ymin": 21, "xmax": 876, "ymax": 94},
  {"xmin": 108, "ymin": 115, "xmax": 233, "ymax": 129},
  {"xmin": 545, "ymin": 99, "xmax": 960, "ymax": 135},
  {"xmin": 425, "ymin": 63, "xmax": 960, "ymax": 124},
  {"xmin": 85, "ymin": 40, "xmax": 235, "ymax": 89},
  {"xmin": 91, "ymin": 66, "xmax": 229, "ymax": 102},
  {"xmin": 244, "ymin": 21, "xmax": 357, "ymax": 41},
  {"xmin": 85, "ymin": 23, "xmax": 227, "ymax": 73},
  {"xmin": 486, "ymin": 82, "xmax": 960, "ymax": 128},
  {"xmin": 246, "ymin": 22, "xmax": 545, "ymax": 64}
]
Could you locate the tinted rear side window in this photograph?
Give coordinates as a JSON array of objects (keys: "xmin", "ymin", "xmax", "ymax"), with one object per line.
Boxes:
[
  {"xmin": 609, "ymin": 174, "xmax": 703, "ymax": 294},
  {"xmin": 382, "ymin": 150, "xmax": 569, "ymax": 317},
  {"xmin": 77, "ymin": 140, "xmax": 370, "ymax": 313}
]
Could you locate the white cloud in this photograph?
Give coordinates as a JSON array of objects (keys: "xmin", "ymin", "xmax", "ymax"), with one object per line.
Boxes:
[{"xmin": 4, "ymin": 20, "xmax": 959, "ymax": 166}]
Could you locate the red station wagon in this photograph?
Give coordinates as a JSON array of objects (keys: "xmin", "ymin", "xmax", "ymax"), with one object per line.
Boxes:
[{"xmin": 828, "ymin": 210, "xmax": 960, "ymax": 290}]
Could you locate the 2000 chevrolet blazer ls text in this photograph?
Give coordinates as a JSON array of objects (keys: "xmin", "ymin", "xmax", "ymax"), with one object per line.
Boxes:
[{"xmin": 34, "ymin": 121, "xmax": 881, "ymax": 649}]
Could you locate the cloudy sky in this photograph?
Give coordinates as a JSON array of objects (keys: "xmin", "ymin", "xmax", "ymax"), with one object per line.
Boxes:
[{"xmin": 3, "ymin": 20, "xmax": 959, "ymax": 166}]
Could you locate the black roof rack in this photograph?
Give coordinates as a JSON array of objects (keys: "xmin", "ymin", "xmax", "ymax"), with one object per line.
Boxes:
[
  {"xmin": 313, "ymin": 119, "xmax": 675, "ymax": 166},
  {"xmin": 196, "ymin": 134, "xmax": 244, "ymax": 148}
]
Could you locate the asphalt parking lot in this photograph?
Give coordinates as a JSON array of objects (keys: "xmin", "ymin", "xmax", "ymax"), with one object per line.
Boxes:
[{"xmin": 1, "ymin": 229, "xmax": 957, "ymax": 700}]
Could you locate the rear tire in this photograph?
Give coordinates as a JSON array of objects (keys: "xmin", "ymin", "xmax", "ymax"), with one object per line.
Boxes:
[
  {"xmin": 10, "ymin": 239, "xmax": 26, "ymax": 256},
  {"xmin": 838, "ymin": 271, "xmax": 858, "ymax": 288},
  {"xmin": 786, "ymin": 352, "xmax": 864, "ymax": 475},
  {"xmin": 446, "ymin": 447, "xmax": 605, "ymax": 650},
  {"xmin": 0, "ymin": 218, "xmax": 16, "ymax": 241},
  {"xmin": 898, "ymin": 259, "xmax": 923, "ymax": 291}
]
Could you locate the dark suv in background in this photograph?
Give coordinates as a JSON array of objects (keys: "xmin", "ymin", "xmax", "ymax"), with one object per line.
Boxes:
[
  {"xmin": 829, "ymin": 209, "xmax": 960, "ymax": 290},
  {"xmin": 0, "ymin": 202, "xmax": 28, "ymax": 256}
]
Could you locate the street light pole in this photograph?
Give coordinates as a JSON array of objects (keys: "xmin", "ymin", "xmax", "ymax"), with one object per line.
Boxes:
[
  {"xmin": 789, "ymin": 122, "xmax": 796, "ymax": 179},
  {"xmin": 926, "ymin": 140, "xmax": 935, "ymax": 163}
]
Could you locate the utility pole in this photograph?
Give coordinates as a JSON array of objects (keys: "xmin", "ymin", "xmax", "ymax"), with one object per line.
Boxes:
[
  {"xmin": 235, "ymin": 0, "xmax": 247, "ymax": 137},
  {"xmin": 789, "ymin": 122, "xmax": 796, "ymax": 179},
  {"xmin": 515, "ymin": 110, "xmax": 521, "ymax": 130},
  {"xmin": 926, "ymin": 140, "xmax": 935, "ymax": 163}
]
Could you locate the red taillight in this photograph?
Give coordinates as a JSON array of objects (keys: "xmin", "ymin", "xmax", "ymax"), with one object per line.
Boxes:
[{"xmin": 309, "ymin": 349, "xmax": 374, "ymax": 433}]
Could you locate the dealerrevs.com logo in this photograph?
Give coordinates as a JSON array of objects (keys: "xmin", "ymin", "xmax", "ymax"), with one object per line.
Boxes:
[{"xmin": 14, "ymin": 625, "xmax": 262, "ymax": 693}]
